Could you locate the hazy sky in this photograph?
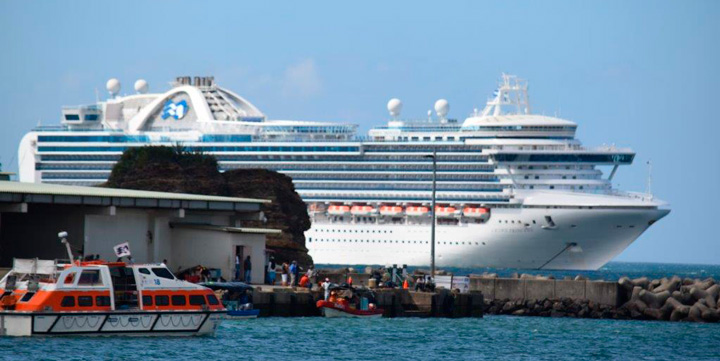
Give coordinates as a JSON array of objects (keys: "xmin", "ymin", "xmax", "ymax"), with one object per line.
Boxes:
[{"xmin": 1, "ymin": 1, "xmax": 718, "ymax": 264}]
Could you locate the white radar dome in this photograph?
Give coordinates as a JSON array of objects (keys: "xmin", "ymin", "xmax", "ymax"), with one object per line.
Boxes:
[
  {"xmin": 387, "ymin": 98, "xmax": 403, "ymax": 117},
  {"xmin": 106, "ymin": 78, "xmax": 121, "ymax": 96},
  {"xmin": 434, "ymin": 99, "xmax": 449, "ymax": 118},
  {"xmin": 134, "ymin": 79, "xmax": 148, "ymax": 94}
]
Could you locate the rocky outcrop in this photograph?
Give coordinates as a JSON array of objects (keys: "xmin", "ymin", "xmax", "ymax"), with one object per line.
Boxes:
[
  {"xmin": 223, "ymin": 169, "xmax": 312, "ymax": 265},
  {"xmin": 104, "ymin": 146, "xmax": 312, "ymax": 265}
]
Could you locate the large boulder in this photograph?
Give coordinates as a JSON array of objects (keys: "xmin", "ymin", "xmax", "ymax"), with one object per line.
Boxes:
[
  {"xmin": 105, "ymin": 146, "xmax": 312, "ymax": 266},
  {"xmin": 223, "ymin": 169, "xmax": 312, "ymax": 265}
]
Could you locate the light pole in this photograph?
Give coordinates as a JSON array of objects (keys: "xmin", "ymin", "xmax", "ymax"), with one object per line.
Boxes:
[{"xmin": 424, "ymin": 150, "xmax": 437, "ymax": 278}]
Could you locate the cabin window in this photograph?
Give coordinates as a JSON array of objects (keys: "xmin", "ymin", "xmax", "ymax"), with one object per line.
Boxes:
[
  {"xmin": 152, "ymin": 268, "xmax": 175, "ymax": 280},
  {"xmin": 142, "ymin": 295, "xmax": 153, "ymax": 306},
  {"xmin": 189, "ymin": 295, "xmax": 206, "ymax": 306},
  {"xmin": 138, "ymin": 268, "xmax": 151, "ymax": 275},
  {"xmin": 96, "ymin": 296, "xmax": 111, "ymax": 306},
  {"xmin": 207, "ymin": 295, "xmax": 220, "ymax": 305},
  {"xmin": 171, "ymin": 295, "xmax": 186, "ymax": 306},
  {"xmin": 155, "ymin": 295, "xmax": 170, "ymax": 306},
  {"xmin": 61, "ymin": 296, "xmax": 76, "ymax": 307},
  {"xmin": 78, "ymin": 270, "xmax": 102, "ymax": 286},
  {"xmin": 78, "ymin": 296, "xmax": 93, "ymax": 307}
]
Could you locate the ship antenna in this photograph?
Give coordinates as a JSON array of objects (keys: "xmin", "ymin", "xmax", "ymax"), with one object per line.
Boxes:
[
  {"xmin": 58, "ymin": 231, "xmax": 74, "ymax": 263},
  {"xmin": 646, "ymin": 160, "xmax": 653, "ymax": 198}
]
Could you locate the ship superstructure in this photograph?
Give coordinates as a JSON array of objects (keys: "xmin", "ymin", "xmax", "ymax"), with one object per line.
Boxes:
[{"xmin": 18, "ymin": 74, "xmax": 669, "ymax": 270}]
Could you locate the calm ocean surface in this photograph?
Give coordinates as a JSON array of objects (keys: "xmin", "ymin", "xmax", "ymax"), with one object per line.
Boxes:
[{"xmin": 1, "ymin": 262, "xmax": 718, "ymax": 361}]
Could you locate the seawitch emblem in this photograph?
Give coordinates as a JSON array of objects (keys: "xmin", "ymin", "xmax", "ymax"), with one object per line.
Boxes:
[{"xmin": 162, "ymin": 99, "xmax": 189, "ymax": 120}]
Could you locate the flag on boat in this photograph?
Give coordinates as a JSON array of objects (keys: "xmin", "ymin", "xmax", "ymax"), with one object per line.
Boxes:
[{"xmin": 114, "ymin": 242, "xmax": 131, "ymax": 257}]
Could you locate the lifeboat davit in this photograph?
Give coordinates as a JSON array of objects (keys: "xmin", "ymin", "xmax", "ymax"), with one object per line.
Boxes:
[
  {"xmin": 463, "ymin": 206, "xmax": 490, "ymax": 218},
  {"xmin": 308, "ymin": 203, "xmax": 325, "ymax": 214},
  {"xmin": 350, "ymin": 205, "xmax": 376, "ymax": 216},
  {"xmin": 435, "ymin": 206, "xmax": 458, "ymax": 218},
  {"xmin": 379, "ymin": 205, "xmax": 403, "ymax": 216},
  {"xmin": 328, "ymin": 205, "xmax": 351, "ymax": 216},
  {"xmin": 406, "ymin": 206, "xmax": 429, "ymax": 216}
]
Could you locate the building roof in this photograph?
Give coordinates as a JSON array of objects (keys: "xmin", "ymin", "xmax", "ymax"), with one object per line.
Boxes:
[
  {"xmin": 0, "ymin": 180, "xmax": 269, "ymax": 211},
  {"xmin": 169, "ymin": 222, "xmax": 281, "ymax": 234}
]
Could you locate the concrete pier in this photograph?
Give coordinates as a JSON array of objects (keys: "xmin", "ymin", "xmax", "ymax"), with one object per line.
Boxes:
[
  {"xmin": 249, "ymin": 286, "xmax": 484, "ymax": 318},
  {"xmin": 470, "ymin": 276, "xmax": 620, "ymax": 306}
]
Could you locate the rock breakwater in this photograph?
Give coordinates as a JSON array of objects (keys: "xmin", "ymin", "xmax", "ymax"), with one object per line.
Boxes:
[{"xmin": 478, "ymin": 273, "xmax": 719, "ymax": 323}]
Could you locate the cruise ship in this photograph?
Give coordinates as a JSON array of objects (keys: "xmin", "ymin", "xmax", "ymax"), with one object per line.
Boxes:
[{"xmin": 18, "ymin": 74, "xmax": 669, "ymax": 270}]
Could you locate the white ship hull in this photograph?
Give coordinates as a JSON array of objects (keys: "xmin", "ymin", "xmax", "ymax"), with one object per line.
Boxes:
[{"xmin": 307, "ymin": 206, "xmax": 669, "ymax": 270}]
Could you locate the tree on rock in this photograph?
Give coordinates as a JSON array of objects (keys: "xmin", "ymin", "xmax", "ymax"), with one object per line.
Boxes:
[{"xmin": 105, "ymin": 146, "xmax": 226, "ymax": 196}]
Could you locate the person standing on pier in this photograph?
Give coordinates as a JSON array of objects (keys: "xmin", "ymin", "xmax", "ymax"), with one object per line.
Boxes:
[
  {"xmin": 289, "ymin": 261, "xmax": 298, "ymax": 286},
  {"xmin": 244, "ymin": 256, "xmax": 252, "ymax": 284},
  {"xmin": 267, "ymin": 257, "xmax": 277, "ymax": 285},
  {"xmin": 281, "ymin": 262, "xmax": 289, "ymax": 286},
  {"xmin": 235, "ymin": 252, "xmax": 241, "ymax": 281}
]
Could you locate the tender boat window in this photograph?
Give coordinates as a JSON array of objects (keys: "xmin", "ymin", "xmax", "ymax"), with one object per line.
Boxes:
[
  {"xmin": 189, "ymin": 295, "xmax": 206, "ymax": 305},
  {"xmin": 171, "ymin": 295, "xmax": 186, "ymax": 306},
  {"xmin": 138, "ymin": 268, "xmax": 151, "ymax": 275},
  {"xmin": 62, "ymin": 272, "xmax": 76, "ymax": 285},
  {"xmin": 152, "ymin": 268, "xmax": 175, "ymax": 280},
  {"xmin": 155, "ymin": 295, "xmax": 170, "ymax": 306},
  {"xmin": 61, "ymin": 296, "xmax": 76, "ymax": 307},
  {"xmin": 207, "ymin": 294, "xmax": 220, "ymax": 305},
  {"xmin": 142, "ymin": 295, "xmax": 153, "ymax": 306},
  {"xmin": 20, "ymin": 292, "xmax": 35, "ymax": 302},
  {"xmin": 96, "ymin": 296, "xmax": 111, "ymax": 306},
  {"xmin": 78, "ymin": 296, "xmax": 93, "ymax": 307},
  {"xmin": 78, "ymin": 270, "xmax": 102, "ymax": 286}
]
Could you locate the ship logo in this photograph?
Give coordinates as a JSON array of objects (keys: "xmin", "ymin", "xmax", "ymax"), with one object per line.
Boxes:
[{"xmin": 161, "ymin": 99, "xmax": 189, "ymax": 120}]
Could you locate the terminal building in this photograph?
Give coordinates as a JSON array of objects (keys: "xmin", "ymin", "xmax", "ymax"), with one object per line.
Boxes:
[{"xmin": 0, "ymin": 180, "xmax": 279, "ymax": 283}]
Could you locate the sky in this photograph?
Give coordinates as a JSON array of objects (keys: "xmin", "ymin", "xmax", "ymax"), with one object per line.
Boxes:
[{"xmin": 0, "ymin": 1, "xmax": 718, "ymax": 264}]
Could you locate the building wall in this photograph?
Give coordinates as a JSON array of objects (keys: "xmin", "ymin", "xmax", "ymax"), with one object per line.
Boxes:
[
  {"xmin": 170, "ymin": 228, "xmax": 266, "ymax": 284},
  {"xmin": 0, "ymin": 206, "xmax": 85, "ymax": 267},
  {"xmin": 84, "ymin": 211, "xmax": 152, "ymax": 262},
  {"xmin": 152, "ymin": 216, "xmax": 173, "ymax": 265}
]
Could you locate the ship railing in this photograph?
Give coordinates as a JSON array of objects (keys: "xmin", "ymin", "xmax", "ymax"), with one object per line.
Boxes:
[
  {"xmin": 32, "ymin": 125, "xmax": 125, "ymax": 132},
  {"xmin": 606, "ymin": 190, "xmax": 655, "ymax": 201}
]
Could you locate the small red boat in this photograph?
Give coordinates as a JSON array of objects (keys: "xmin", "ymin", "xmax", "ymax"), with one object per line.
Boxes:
[
  {"xmin": 316, "ymin": 285, "xmax": 383, "ymax": 318},
  {"xmin": 316, "ymin": 300, "xmax": 383, "ymax": 318}
]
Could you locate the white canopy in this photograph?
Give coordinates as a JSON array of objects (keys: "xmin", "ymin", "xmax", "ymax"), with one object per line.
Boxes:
[{"xmin": 12, "ymin": 258, "xmax": 57, "ymax": 275}]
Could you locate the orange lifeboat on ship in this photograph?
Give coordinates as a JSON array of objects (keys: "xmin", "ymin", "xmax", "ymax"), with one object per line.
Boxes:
[
  {"xmin": 328, "ymin": 205, "xmax": 351, "ymax": 216},
  {"xmin": 379, "ymin": 205, "xmax": 403, "ymax": 216},
  {"xmin": 463, "ymin": 206, "xmax": 490, "ymax": 219},
  {"xmin": 435, "ymin": 206, "xmax": 458, "ymax": 218},
  {"xmin": 406, "ymin": 206, "xmax": 429, "ymax": 216},
  {"xmin": 350, "ymin": 205, "xmax": 376, "ymax": 216}
]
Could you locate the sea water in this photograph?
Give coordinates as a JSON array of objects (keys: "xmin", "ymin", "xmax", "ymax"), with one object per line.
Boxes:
[
  {"xmin": 1, "ymin": 262, "xmax": 718, "ymax": 361},
  {"xmin": 2, "ymin": 317, "xmax": 718, "ymax": 360}
]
